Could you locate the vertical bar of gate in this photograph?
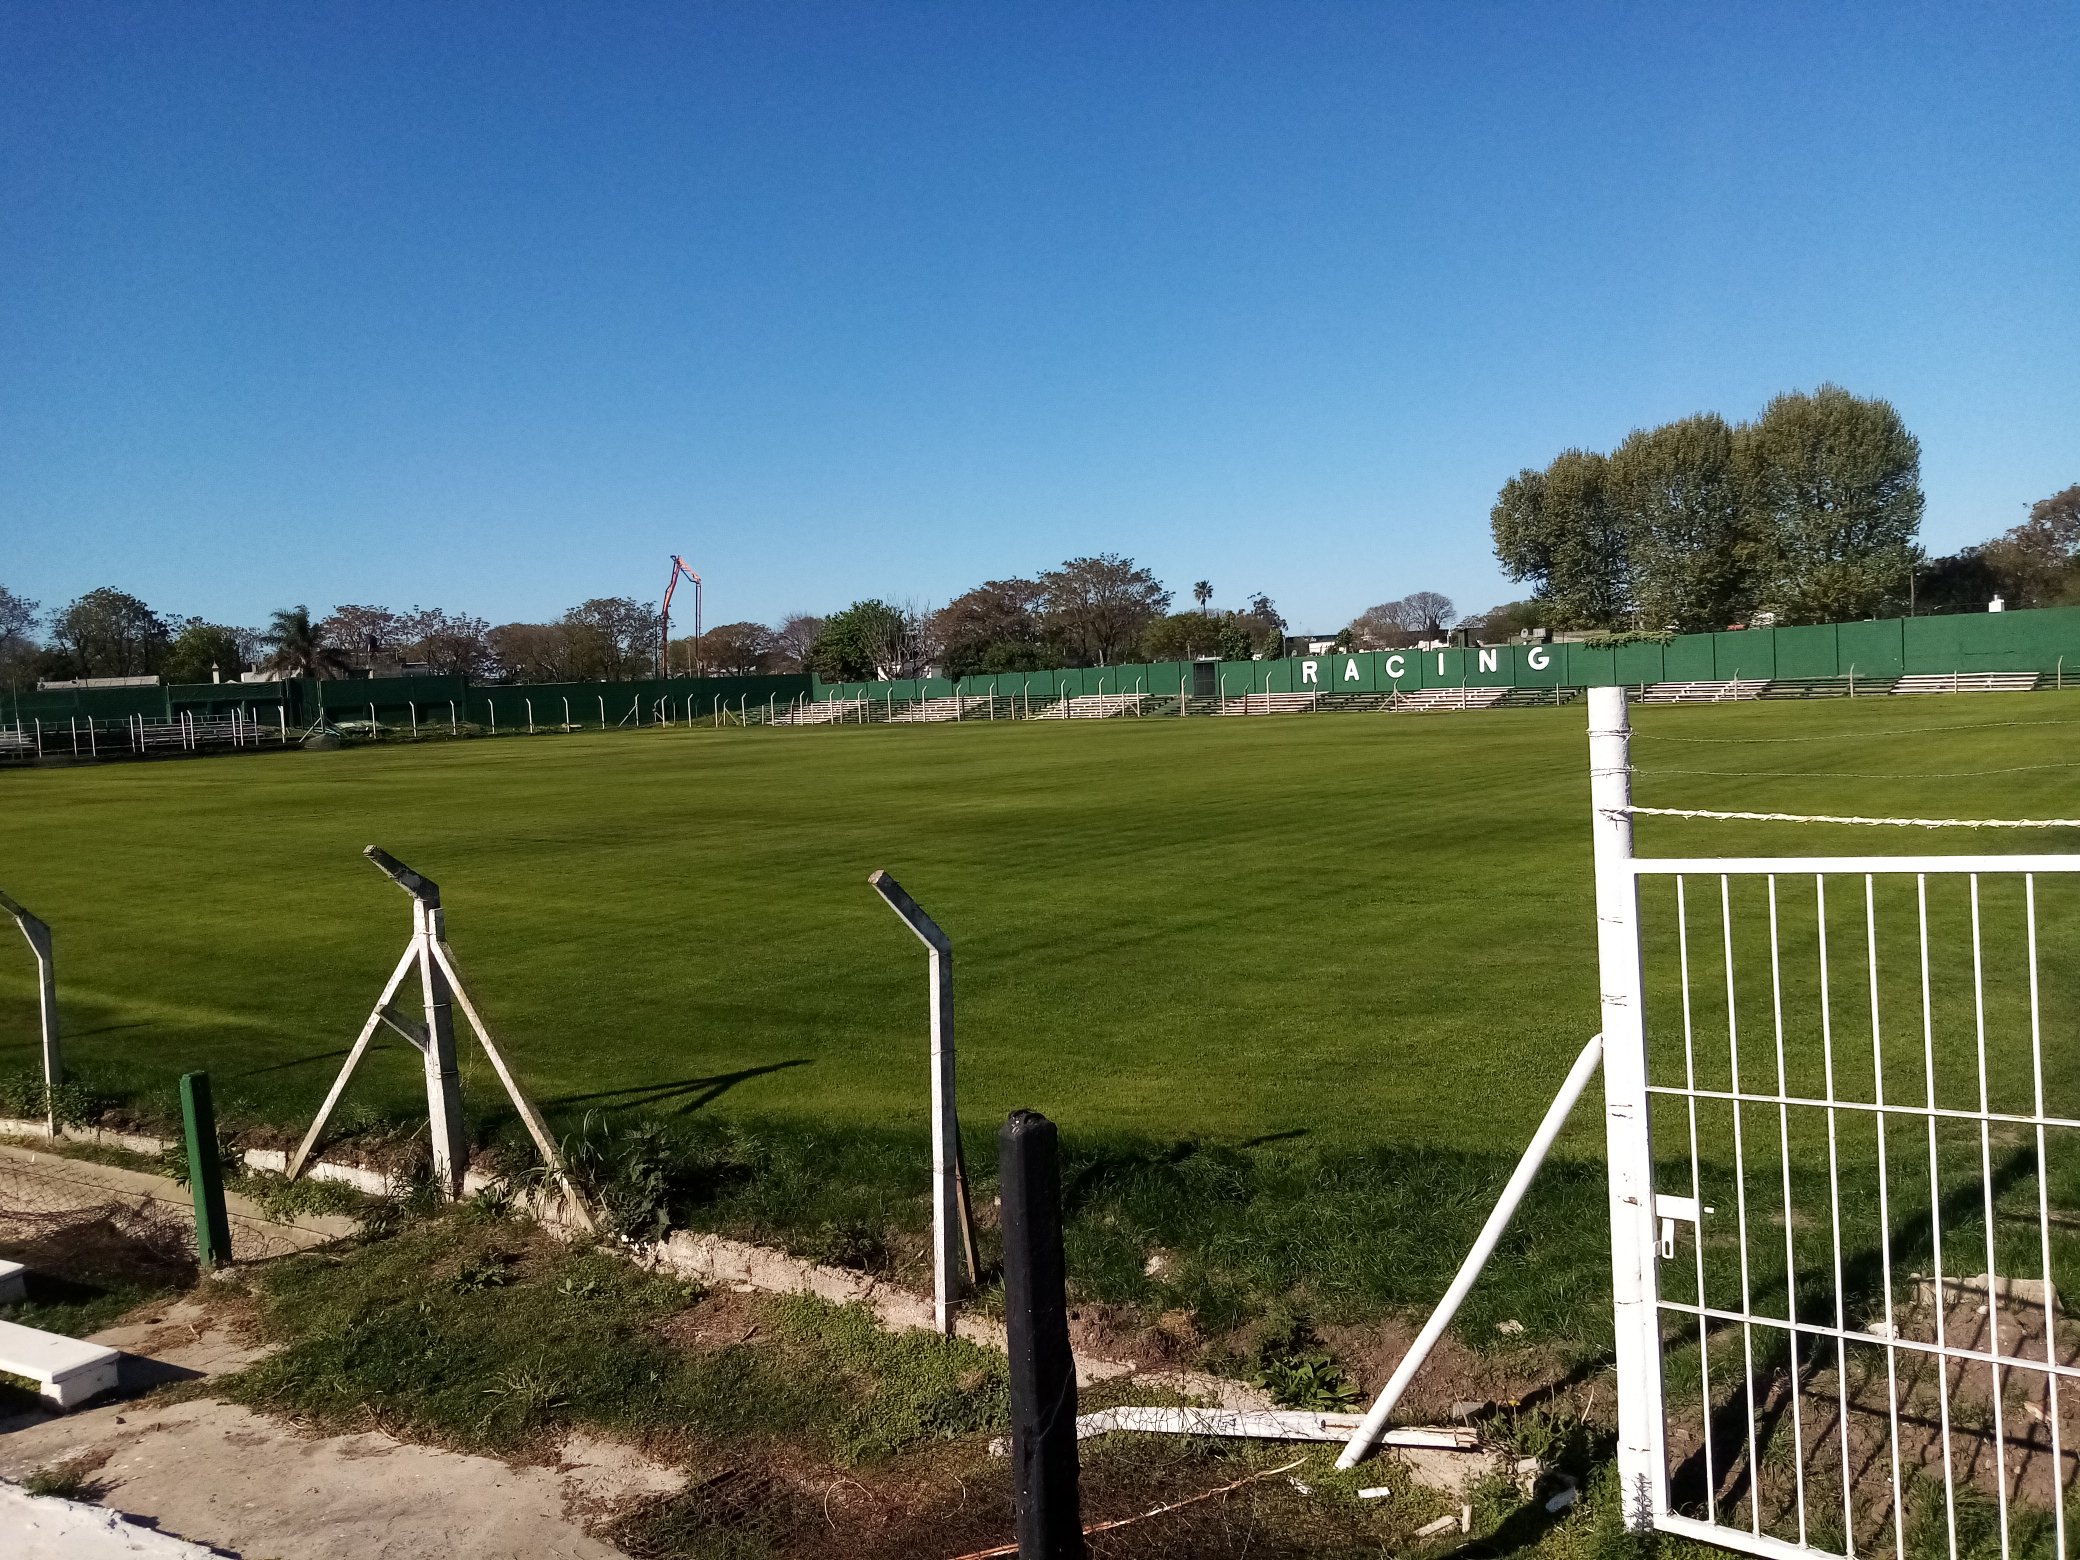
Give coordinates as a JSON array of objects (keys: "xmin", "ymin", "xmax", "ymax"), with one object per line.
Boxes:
[
  {"xmin": 1587, "ymin": 685, "xmax": 1666, "ymax": 1529},
  {"xmin": 1969, "ymin": 876, "xmax": 2014, "ymax": 1557},
  {"xmin": 1863, "ymin": 877, "xmax": 1908, "ymax": 1558},
  {"xmin": 2025, "ymin": 876, "xmax": 2067, "ymax": 1558},
  {"xmin": 1677, "ymin": 878, "xmax": 1717, "ymax": 1525},
  {"xmin": 1917, "ymin": 877, "xmax": 1961, "ymax": 1560},
  {"xmin": 1817, "ymin": 876, "xmax": 1858, "ymax": 1548},
  {"xmin": 1720, "ymin": 876, "xmax": 1764, "ymax": 1537},
  {"xmin": 1767, "ymin": 878, "xmax": 1811, "ymax": 1547}
]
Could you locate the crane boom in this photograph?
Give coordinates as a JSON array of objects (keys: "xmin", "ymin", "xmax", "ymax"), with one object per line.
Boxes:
[{"xmin": 661, "ymin": 555, "xmax": 703, "ymax": 678}]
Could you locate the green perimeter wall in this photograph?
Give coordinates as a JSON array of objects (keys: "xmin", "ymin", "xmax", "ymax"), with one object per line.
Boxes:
[
  {"xmin": 812, "ymin": 605, "xmax": 2080, "ymax": 702},
  {"xmin": 1, "ymin": 673, "xmax": 810, "ymax": 729}
]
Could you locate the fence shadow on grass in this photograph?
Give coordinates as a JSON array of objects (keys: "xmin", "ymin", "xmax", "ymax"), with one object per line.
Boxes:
[{"xmin": 543, "ymin": 1059, "xmax": 812, "ymax": 1117}]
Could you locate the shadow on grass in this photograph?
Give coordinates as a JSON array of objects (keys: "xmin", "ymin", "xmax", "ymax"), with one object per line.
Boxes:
[{"xmin": 545, "ymin": 1060, "xmax": 812, "ymax": 1115}]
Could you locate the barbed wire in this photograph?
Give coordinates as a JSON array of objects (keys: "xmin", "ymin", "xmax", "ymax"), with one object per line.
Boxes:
[
  {"xmin": 1642, "ymin": 762, "xmax": 2080, "ymax": 778},
  {"xmin": 1619, "ymin": 805, "xmax": 2080, "ymax": 830},
  {"xmin": 1634, "ymin": 719, "xmax": 2080, "ymax": 745}
]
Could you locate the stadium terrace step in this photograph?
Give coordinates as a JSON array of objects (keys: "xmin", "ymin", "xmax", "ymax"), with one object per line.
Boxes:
[
  {"xmin": 1891, "ymin": 672, "xmax": 2042, "ymax": 695},
  {"xmin": 1496, "ymin": 685, "xmax": 1581, "ymax": 708},
  {"xmin": 770, "ymin": 698, "xmax": 873, "ymax": 725},
  {"xmin": 1031, "ymin": 693, "xmax": 1157, "ymax": 719},
  {"xmin": 1212, "ymin": 691, "xmax": 1323, "ymax": 715},
  {"xmin": 1637, "ymin": 679, "xmax": 1771, "ymax": 704},
  {"xmin": 1384, "ymin": 686, "xmax": 1509, "ymax": 712},
  {"xmin": 889, "ymin": 695, "xmax": 997, "ymax": 723},
  {"xmin": 1759, "ymin": 675, "xmax": 1898, "ymax": 698},
  {"xmin": 0, "ymin": 1315, "xmax": 121, "ymax": 1408}
]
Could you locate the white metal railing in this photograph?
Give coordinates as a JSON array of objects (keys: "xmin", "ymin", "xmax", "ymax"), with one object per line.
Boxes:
[{"xmin": 1590, "ymin": 685, "xmax": 2080, "ymax": 1560}]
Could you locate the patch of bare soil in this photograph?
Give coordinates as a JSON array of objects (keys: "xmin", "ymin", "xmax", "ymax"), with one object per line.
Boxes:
[
  {"xmin": 655, "ymin": 1290, "xmax": 767, "ymax": 1353},
  {"xmin": 1067, "ymin": 1301, "xmax": 1206, "ymax": 1373},
  {"xmin": 1668, "ymin": 1279, "xmax": 2080, "ymax": 1552},
  {"xmin": 0, "ymin": 1200, "xmax": 198, "ymax": 1293},
  {"xmin": 1318, "ymin": 1315, "xmax": 1579, "ymax": 1417},
  {"xmin": 601, "ymin": 1439, "xmax": 1413, "ymax": 1560}
]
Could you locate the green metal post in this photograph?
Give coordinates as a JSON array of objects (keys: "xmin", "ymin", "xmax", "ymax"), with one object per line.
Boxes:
[{"xmin": 181, "ymin": 1071, "xmax": 232, "ymax": 1268}]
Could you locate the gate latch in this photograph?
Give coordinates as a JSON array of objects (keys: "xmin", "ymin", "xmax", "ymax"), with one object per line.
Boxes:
[{"xmin": 1654, "ymin": 1194, "xmax": 1711, "ymax": 1259}]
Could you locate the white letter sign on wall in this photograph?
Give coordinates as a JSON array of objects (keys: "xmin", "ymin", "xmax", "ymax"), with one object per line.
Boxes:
[
  {"xmin": 1301, "ymin": 661, "xmax": 1319, "ymax": 684},
  {"xmin": 1344, "ymin": 658, "xmax": 1360, "ymax": 681},
  {"xmin": 1437, "ymin": 653, "xmax": 1447, "ymax": 675},
  {"xmin": 1527, "ymin": 646, "xmax": 1551, "ymax": 671},
  {"xmin": 1479, "ymin": 649, "xmax": 1499, "ymax": 673},
  {"xmin": 1385, "ymin": 653, "xmax": 1406, "ymax": 679}
]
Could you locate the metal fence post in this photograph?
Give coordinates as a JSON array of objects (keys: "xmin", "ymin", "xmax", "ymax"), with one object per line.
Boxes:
[
  {"xmin": 1000, "ymin": 1110, "xmax": 1085, "ymax": 1559},
  {"xmin": 869, "ymin": 870, "xmax": 978, "ymax": 1331},
  {"xmin": 1, "ymin": 890, "xmax": 60, "ymax": 1132},
  {"xmin": 180, "ymin": 1072, "xmax": 232, "ymax": 1268},
  {"xmin": 1587, "ymin": 685, "xmax": 1665, "ymax": 1530}
]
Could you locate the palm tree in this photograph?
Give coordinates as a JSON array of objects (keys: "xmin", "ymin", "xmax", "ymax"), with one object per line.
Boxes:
[
  {"xmin": 261, "ymin": 606, "xmax": 349, "ymax": 680},
  {"xmin": 1193, "ymin": 580, "xmax": 1213, "ymax": 615}
]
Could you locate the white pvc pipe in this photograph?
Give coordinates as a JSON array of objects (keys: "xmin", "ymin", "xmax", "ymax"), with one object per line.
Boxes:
[{"xmin": 1337, "ymin": 1032, "xmax": 1605, "ymax": 1467}]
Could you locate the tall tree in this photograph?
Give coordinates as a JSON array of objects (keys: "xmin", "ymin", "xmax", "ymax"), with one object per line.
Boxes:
[
  {"xmin": 1607, "ymin": 413, "xmax": 1752, "ymax": 632},
  {"xmin": 0, "ymin": 584, "xmax": 39, "ymax": 687},
  {"xmin": 696, "ymin": 621, "xmax": 777, "ymax": 675},
  {"xmin": 1192, "ymin": 580, "xmax": 1213, "ymax": 613},
  {"xmin": 1974, "ymin": 483, "xmax": 2080, "ymax": 608},
  {"xmin": 396, "ymin": 607, "xmax": 494, "ymax": 677},
  {"xmin": 162, "ymin": 620, "xmax": 247, "ymax": 684},
  {"xmin": 1141, "ymin": 611, "xmax": 1255, "ymax": 661},
  {"xmin": 1491, "ymin": 450, "xmax": 1629, "ymax": 628},
  {"xmin": 1037, "ymin": 555, "xmax": 1171, "ymax": 666},
  {"xmin": 261, "ymin": 606, "xmax": 350, "ymax": 680},
  {"xmin": 50, "ymin": 587, "xmax": 170, "ymax": 678},
  {"xmin": 487, "ymin": 622, "xmax": 573, "ymax": 683},
  {"xmin": 1394, "ymin": 592, "xmax": 1456, "ymax": 636},
  {"xmin": 933, "ymin": 578, "xmax": 1047, "ymax": 678},
  {"xmin": 316, "ymin": 604, "xmax": 401, "ymax": 669},
  {"xmin": 559, "ymin": 598, "xmax": 655, "ymax": 681},
  {"xmin": 809, "ymin": 600, "xmax": 907, "ymax": 681},
  {"xmin": 770, "ymin": 614, "xmax": 825, "ymax": 673},
  {"xmin": 1737, "ymin": 386, "xmax": 1923, "ymax": 623}
]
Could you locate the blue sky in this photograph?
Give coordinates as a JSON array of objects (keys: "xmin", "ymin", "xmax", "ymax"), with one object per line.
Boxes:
[{"xmin": 3, "ymin": 2, "xmax": 2075, "ymax": 634}]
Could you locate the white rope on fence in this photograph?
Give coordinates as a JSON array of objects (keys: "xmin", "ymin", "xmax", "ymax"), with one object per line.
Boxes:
[{"xmin": 1619, "ymin": 805, "xmax": 2080, "ymax": 830}]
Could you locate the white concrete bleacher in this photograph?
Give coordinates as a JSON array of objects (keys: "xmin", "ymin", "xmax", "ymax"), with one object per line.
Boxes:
[
  {"xmin": 1892, "ymin": 672, "xmax": 2040, "ymax": 695},
  {"xmin": 770, "ymin": 698, "xmax": 871, "ymax": 725},
  {"xmin": 1384, "ymin": 686, "xmax": 1509, "ymax": 713},
  {"xmin": 1638, "ymin": 679, "xmax": 1771, "ymax": 704},
  {"xmin": 1212, "ymin": 692, "xmax": 1320, "ymax": 716},
  {"xmin": 1032, "ymin": 694, "xmax": 1150, "ymax": 719},
  {"xmin": 889, "ymin": 696, "xmax": 994, "ymax": 723},
  {"xmin": 0, "ymin": 1307, "xmax": 121, "ymax": 1407}
]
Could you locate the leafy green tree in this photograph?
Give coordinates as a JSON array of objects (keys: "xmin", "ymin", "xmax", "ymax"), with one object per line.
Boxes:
[
  {"xmin": 1736, "ymin": 386, "xmax": 1923, "ymax": 623},
  {"xmin": 560, "ymin": 597, "xmax": 656, "ymax": 681},
  {"xmin": 0, "ymin": 584, "xmax": 39, "ymax": 688},
  {"xmin": 1607, "ymin": 413, "xmax": 1752, "ymax": 632},
  {"xmin": 49, "ymin": 587, "xmax": 170, "ymax": 678},
  {"xmin": 1192, "ymin": 580, "xmax": 1213, "ymax": 613},
  {"xmin": 809, "ymin": 600, "xmax": 907, "ymax": 681},
  {"xmin": 1141, "ymin": 611, "xmax": 1255, "ymax": 661},
  {"xmin": 1038, "ymin": 555, "xmax": 1171, "ymax": 666},
  {"xmin": 933, "ymin": 579, "xmax": 1048, "ymax": 678},
  {"xmin": 162, "ymin": 620, "xmax": 247, "ymax": 684},
  {"xmin": 1491, "ymin": 450, "xmax": 1629, "ymax": 628},
  {"xmin": 262, "ymin": 605, "xmax": 351, "ymax": 680}
]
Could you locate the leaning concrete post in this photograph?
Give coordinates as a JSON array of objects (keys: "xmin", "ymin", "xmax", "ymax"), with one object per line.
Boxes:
[
  {"xmin": 181, "ymin": 1072, "xmax": 232, "ymax": 1268},
  {"xmin": 1000, "ymin": 1110, "xmax": 1084, "ymax": 1559}
]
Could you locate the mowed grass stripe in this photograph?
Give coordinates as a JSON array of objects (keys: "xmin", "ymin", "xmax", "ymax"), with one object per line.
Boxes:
[{"xmin": 2, "ymin": 696, "xmax": 2077, "ymax": 1159}]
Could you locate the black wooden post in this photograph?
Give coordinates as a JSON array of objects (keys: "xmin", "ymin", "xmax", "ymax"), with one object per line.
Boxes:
[
  {"xmin": 999, "ymin": 1109, "xmax": 1084, "ymax": 1559},
  {"xmin": 180, "ymin": 1071, "xmax": 232, "ymax": 1268}
]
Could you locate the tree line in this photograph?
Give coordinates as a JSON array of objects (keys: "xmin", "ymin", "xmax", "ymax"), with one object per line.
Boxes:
[{"xmin": 1483, "ymin": 383, "xmax": 2077, "ymax": 633}]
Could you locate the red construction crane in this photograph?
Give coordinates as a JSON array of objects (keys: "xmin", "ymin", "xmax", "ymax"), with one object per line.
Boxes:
[{"xmin": 661, "ymin": 556, "xmax": 702, "ymax": 678}]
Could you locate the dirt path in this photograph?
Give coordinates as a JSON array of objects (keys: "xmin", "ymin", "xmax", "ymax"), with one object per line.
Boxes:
[{"xmin": 0, "ymin": 1296, "xmax": 683, "ymax": 1560}]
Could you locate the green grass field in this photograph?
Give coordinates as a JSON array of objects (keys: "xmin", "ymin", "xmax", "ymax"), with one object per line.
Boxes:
[{"xmin": 5, "ymin": 695, "xmax": 2080, "ymax": 1350}]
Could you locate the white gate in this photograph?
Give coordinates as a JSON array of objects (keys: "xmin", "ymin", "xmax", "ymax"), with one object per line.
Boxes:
[{"xmin": 1592, "ymin": 687, "xmax": 2080, "ymax": 1560}]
